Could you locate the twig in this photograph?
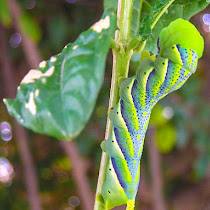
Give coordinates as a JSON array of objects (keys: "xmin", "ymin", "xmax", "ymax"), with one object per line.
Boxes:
[
  {"xmin": 8, "ymin": 0, "xmax": 41, "ymax": 68},
  {"xmin": 0, "ymin": 23, "xmax": 42, "ymax": 210},
  {"xmin": 60, "ymin": 141, "xmax": 94, "ymax": 210},
  {"xmin": 147, "ymin": 127, "xmax": 167, "ymax": 210}
]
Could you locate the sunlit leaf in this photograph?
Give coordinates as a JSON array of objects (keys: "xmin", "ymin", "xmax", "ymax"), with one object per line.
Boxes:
[{"xmin": 4, "ymin": 9, "xmax": 117, "ymax": 140}]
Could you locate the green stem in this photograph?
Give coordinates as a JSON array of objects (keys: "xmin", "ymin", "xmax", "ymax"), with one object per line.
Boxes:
[
  {"xmin": 94, "ymin": 0, "xmax": 134, "ymax": 209},
  {"xmin": 151, "ymin": 0, "xmax": 175, "ymax": 30},
  {"xmin": 134, "ymin": 0, "xmax": 175, "ymax": 53}
]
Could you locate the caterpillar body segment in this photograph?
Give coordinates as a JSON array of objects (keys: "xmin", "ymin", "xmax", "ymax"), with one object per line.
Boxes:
[{"xmin": 97, "ymin": 19, "xmax": 204, "ymax": 209}]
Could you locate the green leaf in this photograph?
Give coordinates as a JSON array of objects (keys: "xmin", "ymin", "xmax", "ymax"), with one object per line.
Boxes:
[
  {"xmin": 150, "ymin": 104, "xmax": 168, "ymax": 127},
  {"xmin": 19, "ymin": 13, "xmax": 42, "ymax": 43},
  {"xmin": 139, "ymin": 0, "xmax": 171, "ymax": 40},
  {"xmin": 0, "ymin": 0, "xmax": 12, "ymax": 27},
  {"xmin": 131, "ymin": 0, "xmax": 143, "ymax": 38},
  {"xmin": 140, "ymin": 0, "xmax": 209, "ymax": 53},
  {"xmin": 155, "ymin": 124, "xmax": 176, "ymax": 154},
  {"xmin": 104, "ymin": 0, "xmax": 118, "ymax": 10},
  {"xmin": 4, "ymin": 9, "xmax": 117, "ymax": 140}
]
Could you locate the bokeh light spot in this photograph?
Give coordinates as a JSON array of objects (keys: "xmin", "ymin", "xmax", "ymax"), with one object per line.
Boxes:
[
  {"xmin": 26, "ymin": 0, "xmax": 36, "ymax": 9},
  {"xmin": 1, "ymin": 129, "xmax": 12, "ymax": 142},
  {"xmin": 0, "ymin": 158, "xmax": 15, "ymax": 186},
  {"xmin": 68, "ymin": 196, "xmax": 80, "ymax": 207},
  {"xmin": 9, "ymin": 33, "xmax": 22, "ymax": 48},
  {"xmin": 162, "ymin": 106, "xmax": 174, "ymax": 119},
  {"xmin": 0, "ymin": 122, "xmax": 11, "ymax": 131},
  {"xmin": 203, "ymin": 14, "xmax": 210, "ymax": 25},
  {"xmin": 66, "ymin": 0, "xmax": 76, "ymax": 3}
]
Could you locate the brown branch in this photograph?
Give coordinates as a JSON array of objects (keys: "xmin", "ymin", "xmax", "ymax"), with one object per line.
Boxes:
[
  {"xmin": 147, "ymin": 127, "xmax": 167, "ymax": 210},
  {"xmin": 0, "ymin": 23, "xmax": 42, "ymax": 210},
  {"xmin": 7, "ymin": 0, "xmax": 94, "ymax": 207},
  {"xmin": 60, "ymin": 141, "xmax": 94, "ymax": 210},
  {"xmin": 137, "ymin": 165, "xmax": 153, "ymax": 207},
  {"xmin": 8, "ymin": 0, "xmax": 41, "ymax": 68}
]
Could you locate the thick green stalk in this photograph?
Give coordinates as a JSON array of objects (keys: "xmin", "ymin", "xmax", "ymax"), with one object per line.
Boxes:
[{"xmin": 94, "ymin": 0, "xmax": 134, "ymax": 209}]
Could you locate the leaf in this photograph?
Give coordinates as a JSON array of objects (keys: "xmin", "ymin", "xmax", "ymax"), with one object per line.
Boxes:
[
  {"xmin": 19, "ymin": 13, "xmax": 42, "ymax": 43},
  {"xmin": 104, "ymin": 0, "xmax": 118, "ymax": 10},
  {"xmin": 0, "ymin": 0, "xmax": 12, "ymax": 27},
  {"xmin": 140, "ymin": 0, "xmax": 209, "ymax": 53},
  {"xmin": 131, "ymin": 0, "xmax": 143, "ymax": 38},
  {"xmin": 155, "ymin": 124, "xmax": 176, "ymax": 154},
  {"xmin": 139, "ymin": 0, "xmax": 171, "ymax": 40},
  {"xmin": 150, "ymin": 104, "xmax": 168, "ymax": 127},
  {"xmin": 4, "ymin": 9, "xmax": 117, "ymax": 140}
]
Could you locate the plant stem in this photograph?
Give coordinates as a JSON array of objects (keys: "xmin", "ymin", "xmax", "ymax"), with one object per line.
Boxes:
[
  {"xmin": 94, "ymin": 0, "xmax": 134, "ymax": 209},
  {"xmin": 151, "ymin": 0, "xmax": 175, "ymax": 30},
  {"xmin": 60, "ymin": 141, "xmax": 94, "ymax": 210},
  {"xmin": 147, "ymin": 128, "xmax": 166, "ymax": 210},
  {"xmin": 8, "ymin": 0, "xmax": 41, "ymax": 68},
  {"xmin": 134, "ymin": 0, "xmax": 175, "ymax": 53}
]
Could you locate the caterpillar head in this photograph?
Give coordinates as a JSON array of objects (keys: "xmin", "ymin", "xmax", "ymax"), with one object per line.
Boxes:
[{"xmin": 159, "ymin": 18, "xmax": 204, "ymax": 64}]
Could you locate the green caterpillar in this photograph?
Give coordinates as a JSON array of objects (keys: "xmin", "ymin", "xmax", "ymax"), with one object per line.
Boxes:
[{"xmin": 97, "ymin": 19, "xmax": 204, "ymax": 209}]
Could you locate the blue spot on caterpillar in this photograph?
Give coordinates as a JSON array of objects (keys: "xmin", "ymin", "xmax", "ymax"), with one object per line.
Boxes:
[{"xmin": 97, "ymin": 19, "xmax": 204, "ymax": 209}]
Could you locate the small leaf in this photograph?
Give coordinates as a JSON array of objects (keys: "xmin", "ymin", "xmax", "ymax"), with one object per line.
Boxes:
[
  {"xmin": 139, "ymin": 0, "xmax": 171, "ymax": 40},
  {"xmin": 4, "ymin": 9, "xmax": 117, "ymax": 140}
]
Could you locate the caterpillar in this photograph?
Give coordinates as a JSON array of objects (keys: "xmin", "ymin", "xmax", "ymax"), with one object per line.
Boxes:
[{"xmin": 97, "ymin": 19, "xmax": 204, "ymax": 209}]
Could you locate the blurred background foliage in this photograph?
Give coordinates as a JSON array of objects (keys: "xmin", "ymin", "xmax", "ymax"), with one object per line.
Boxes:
[{"xmin": 0, "ymin": 0, "xmax": 209, "ymax": 210}]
